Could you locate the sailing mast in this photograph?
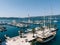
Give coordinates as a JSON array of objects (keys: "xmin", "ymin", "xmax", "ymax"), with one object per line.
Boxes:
[
  {"xmin": 43, "ymin": 16, "xmax": 45, "ymax": 27},
  {"xmin": 49, "ymin": 0, "xmax": 53, "ymax": 28},
  {"xmin": 28, "ymin": 14, "xmax": 31, "ymax": 23},
  {"xmin": 41, "ymin": 16, "xmax": 46, "ymax": 38}
]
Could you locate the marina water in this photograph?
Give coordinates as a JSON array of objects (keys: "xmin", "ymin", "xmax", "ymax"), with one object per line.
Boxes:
[{"xmin": 0, "ymin": 15, "xmax": 60, "ymax": 45}]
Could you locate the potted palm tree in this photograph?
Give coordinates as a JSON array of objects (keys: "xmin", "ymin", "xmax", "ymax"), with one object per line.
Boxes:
[
  {"xmin": 32, "ymin": 28, "xmax": 36, "ymax": 38},
  {"xmin": 20, "ymin": 30, "xmax": 23, "ymax": 38}
]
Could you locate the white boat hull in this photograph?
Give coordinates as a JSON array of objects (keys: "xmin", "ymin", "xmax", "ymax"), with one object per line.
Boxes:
[{"xmin": 36, "ymin": 34, "xmax": 56, "ymax": 43}]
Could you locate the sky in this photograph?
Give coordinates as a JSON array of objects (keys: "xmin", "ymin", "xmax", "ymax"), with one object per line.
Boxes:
[{"xmin": 0, "ymin": 0, "xmax": 60, "ymax": 17}]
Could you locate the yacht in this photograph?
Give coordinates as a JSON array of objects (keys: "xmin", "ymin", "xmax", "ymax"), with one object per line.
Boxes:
[
  {"xmin": 0, "ymin": 26, "xmax": 6, "ymax": 32},
  {"xmin": 25, "ymin": 29, "xmax": 32, "ymax": 32},
  {"xmin": 16, "ymin": 23, "xmax": 28, "ymax": 28},
  {"xmin": 54, "ymin": 17, "xmax": 58, "ymax": 22},
  {"xmin": 35, "ymin": 16, "xmax": 58, "ymax": 43}
]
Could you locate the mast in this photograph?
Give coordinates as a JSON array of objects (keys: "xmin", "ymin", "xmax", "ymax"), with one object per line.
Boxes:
[
  {"xmin": 42, "ymin": 16, "xmax": 46, "ymax": 38},
  {"xmin": 43, "ymin": 16, "xmax": 45, "ymax": 27},
  {"xmin": 49, "ymin": 16, "xmax": 52, "ymax": 28},
  {"xmin": 49, "ymin": 0, "xmax": 53, "ymax": 28},
  {"xmin": 28, "ymin": 14, "xmax": 30, "ymax": 23}
]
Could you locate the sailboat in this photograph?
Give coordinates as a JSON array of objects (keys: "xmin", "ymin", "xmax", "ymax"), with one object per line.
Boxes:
[
  {"xmin": 27, "ymin": 14, "xmax": 33, "ymax": 24},
  {"xmin": 35, "ymin": 0, "xmax": 58, "ymax": 42},
  {"xmin": 0, "ymin": 25, "xmax": 7, "ymax": 32},
  {"xmin": 54, "ymin": 17, "xmax": 58, "ymax": 23}
]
